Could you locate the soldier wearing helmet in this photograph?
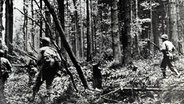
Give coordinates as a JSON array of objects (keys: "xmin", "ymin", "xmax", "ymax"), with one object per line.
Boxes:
[
  {"xmin": 31, "ymin": 37, "xmax": 61, "ymax": 101},
  {"xmin": 40, "ymin": 37, "xmax": 51, "ymax": 47},
  {"xmin": 160, "ymin": 34, "xmax": 179, "ymax": 78}
]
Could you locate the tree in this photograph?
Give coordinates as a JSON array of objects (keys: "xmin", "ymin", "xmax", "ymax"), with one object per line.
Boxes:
[
  {"xmin": 111, "ymin": 0, "xmax": 121, "ymax": 63},
  {"xmin": 73, "ymin": 0, "xmax": 80, "ymax": 60},
  {"xmin": 5, "ymin": 0, "xmax": 13, "ymax": 54},
  {"xmin": 22, "ymin": 0, "xmax": 28, "ymax": 51},
  {"xmin": 169, "ymin": 0, "xmax": 178, "ymax": 50},
  {"xmin": 0, "ymin": 1, "xmax": 4, "ymax": 39},
  {"xmin": 86, "ymin": 0, "xmax": 92, "ymax": 61},
  {"xmin": 119, "ymin": 0, "xmax": 131, "ymax": 63}
]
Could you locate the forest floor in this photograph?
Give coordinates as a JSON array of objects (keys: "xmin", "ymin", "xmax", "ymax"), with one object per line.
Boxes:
[{"xmin": 4, "ymin": 55, "xmax": 184, "ymax": 104}]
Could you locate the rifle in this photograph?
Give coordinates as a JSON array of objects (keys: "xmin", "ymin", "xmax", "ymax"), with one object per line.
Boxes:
[{"xmin": 146, "ymin": 39, "xmax": 160, "ymax": 50}]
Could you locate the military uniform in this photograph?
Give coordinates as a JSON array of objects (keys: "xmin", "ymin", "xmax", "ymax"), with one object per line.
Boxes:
[
  {"xmin": 31, "ymin": 37, "xmax": 60, "ymax": 101},
  {"xmin": 160, "ymin": 34, "xmax": 179, "ymax": 78},
  {"xmin": 0, "ymin": 50, "xmax": 11, "ymax": 104},
  {"xmin": 0, "ymin": 57, "xmax": 12, "ymax": 84}
]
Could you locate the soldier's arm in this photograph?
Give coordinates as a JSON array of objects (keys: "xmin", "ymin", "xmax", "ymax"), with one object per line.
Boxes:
[{"xmin": 37, "ymin": 50, "xmax": 44, "ymax": 65}]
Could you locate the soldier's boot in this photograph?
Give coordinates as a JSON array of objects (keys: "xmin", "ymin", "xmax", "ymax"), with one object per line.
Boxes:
[{"xmin": 171, "ymin": 67, "xmax": 180, "ymax": 77}]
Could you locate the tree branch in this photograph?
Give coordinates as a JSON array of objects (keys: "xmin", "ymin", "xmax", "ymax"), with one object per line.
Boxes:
[{"xmin": 14, "ymin": 7, "xmax": 46, "ymax": 33}]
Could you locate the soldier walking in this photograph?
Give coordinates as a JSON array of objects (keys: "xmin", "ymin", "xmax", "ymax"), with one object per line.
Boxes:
[
  {"xmin": 160, "ymin": 34, "xmax": 180, "ymax": 78},
  {"xmin": 31, "ymin": 37, "xmax": 61, "ymax": 101}
]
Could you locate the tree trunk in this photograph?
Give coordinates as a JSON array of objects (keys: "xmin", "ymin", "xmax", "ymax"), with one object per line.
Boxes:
[
  {"xmin": 119, "ymin": 0, "xmax": 131, "ymax": 64},
  {"xmin": 111, "ymin": 0, "xmax": 121, "ymax": 63},
  {"xmin": 73, "ymin": 0, "xmax": 80, "ymax": 60},
  {"xmin": 111, "ymin": 3, "xmax": 115, "ymax": 57},
  {"xmin": 90, "ymin": 0, "xmax": 94, "ymax": 57},
  {"xmin": 39, "ymin": 0, "xmax": 43, "ymax": 47},
  {"xmin": 43, "ymin": 0, "xmax": 88, "ymax": 89},
  {"xmin": 31, "ymin": 0, "xmax": 35, "ymax": 49},
  {"xmin": 80, "ymin": 0, "xmax": 84, "ymax": 58},
  {"xmin": 97, "ymin": 1, "xmax": 103, "ymax": 55},
  {"xmin": 169, "ymin": 0, "xmax": 178, "ymax": 49},
  {"xmin": 0, "ymin": 1, "xmax": 4, "ymax": 39},
  {"xmin": 22, "ymin": 0, "xmax": 28, "ymax": 51},
  {"xmin": 57, "ymin": 0, "xmax": 67, "ymax": 59},
  {"xmin": 45, "ymin": 9, "xmax": 51, "ymax": 37},
  {"xmin": 86, "ymin": 0, "xmax": 92, "ymax": 61},
  {"xmin": 5, "ymin": 0, "xmax": 13, "ymax": 54}
]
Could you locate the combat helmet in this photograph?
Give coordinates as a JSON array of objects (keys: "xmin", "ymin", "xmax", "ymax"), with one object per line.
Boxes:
[{"xmin": 161, "ymin": 34, "xmax": 168, "ymax": 40}]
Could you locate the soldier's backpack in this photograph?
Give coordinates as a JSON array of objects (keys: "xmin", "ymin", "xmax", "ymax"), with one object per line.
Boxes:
[
  {"xmin": 165, "ymin": 42, "xmax": 177, "ymax": 60},
  {"xmin": 42, "ymin": 47, "xmax": 60, "ymax": 67}
]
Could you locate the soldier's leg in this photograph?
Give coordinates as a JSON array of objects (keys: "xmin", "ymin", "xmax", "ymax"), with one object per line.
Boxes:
[
  {"xmin": 32, "ymin": 72, "xmax": 44, "ymax": 100},
  {"xmin": 160, "ymin": 58, "xmax": 167, "ymax": 78},
  {"xmin": 168, "ymin": 60, "xmax": 179, "ymax": 76},
  {"xmin": 45, "ymin": 75, "xmax": 55, "ymax": 96}
]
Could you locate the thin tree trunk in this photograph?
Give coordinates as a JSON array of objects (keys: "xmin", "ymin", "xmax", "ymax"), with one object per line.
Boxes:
[
  {"xmin": 22, "ymin": 0, "xmax": 28, "ymax": 51},
  {"xmin": 43, "ymin": 0, "xmax": 88, "ymax": 89},
  {"xmin": 31, "ymin": 0, "xmax": 35, "ymax": 49},
  {"xmin": 80, "ymin": 0, "xmax": 84, "ymax": 58},
  {"xmin": 111, "ymin": 0, "xmax": 121, "ymax": 63},
  {"xmin": 40, "ymin": 0, "xmax": 43, "ymax": 47},
  {"xmin": 45, "ymin": 9, "xmax": 51, "ymax": 37},
  {"xmin": 111, "ymin": 3, "xmax": 115, "ymax": 57},
  {"xmin": 86, "ymin": 0, "xmax": 92, "ymax": 61},
  {"xmin": 5, "ymin": 0, "xmax": 13, "ymax": 54},
  {"xmin": 90, "ymin": 0, "xmax": 94, "ymax": 57},
  {"xmin": 73, "ymin": 0, "xmax": 80, "ymax": 60},
  {"xmin": 0, "ymin": 1, "xmax": 4, "ymax": 39},
  {"xmin": 97, "ymin": 1, "xmax": 103, "ymax": 55}
]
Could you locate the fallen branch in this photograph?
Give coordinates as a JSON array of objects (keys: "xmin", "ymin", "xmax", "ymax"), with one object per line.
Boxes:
[
  {"xmin": 101, "ymin": 97, "xmax": 119, "ymax": 103},
  {"xmin": 101, "ymin": 88, "xmax": 121, "ymax": 97}
]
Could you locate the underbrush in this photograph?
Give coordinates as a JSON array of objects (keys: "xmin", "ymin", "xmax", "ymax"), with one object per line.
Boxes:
[{"xmin": 3, "ymin": 55, "xmax": 184, "ymax": 104}]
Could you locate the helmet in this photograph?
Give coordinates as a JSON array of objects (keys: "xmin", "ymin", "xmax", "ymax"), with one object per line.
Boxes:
[
  {"xmin": 161, "ymin": 34, "xmax": 168, "ymax": 40},
  {"xmin": 41, "ymin": 37, "xmax": 51, "ymax": 44}
]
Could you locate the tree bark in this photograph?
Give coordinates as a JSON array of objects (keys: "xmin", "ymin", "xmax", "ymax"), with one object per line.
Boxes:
[
  {"xmin": 0, "ymin": 1, "xmax": 4, "ymax": 39},
  {"xmin": 119, "ymin": 0, "xmax": 131, "ymax": 64},
  {"xmin": 31, "ymin": 0, "xmax": 35, "ymax": 49},
  {"xmin": 45, "ymin": 9, "xmax": 51, "ymax": 37},
  {"xmin": 22, "ymin": 0, "xmax": 28, "ymax": 51},
  {"xmin": 169, "ymin": 0, "xmax": 178, "ymax": 49},
  {"xmin": 86, "ymin": 0, "xmax": 92, "ymax": 61},
  {"xmin": 111, "ymin": 0, "xmax": 121, "ymax": 63},
  {"xmin": 57, "ymin": 0, "xmax": 67, "ymax": 59},
  {"xmin": 73, "ymin": 0, "xmax": 80, "ymax": 60},
  {"xmin": 39, "ymin": 0, "xmax": 43, "ymax": 47},
  {"xmin": 43, "ymin": 0, "xmax": 88, "ymax": 89},
  {"xmin": 5, "ymin": 0, "xmax": 13, "ymax": 54}
]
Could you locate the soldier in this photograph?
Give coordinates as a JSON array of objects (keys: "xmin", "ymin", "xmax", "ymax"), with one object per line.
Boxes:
[
  {"xmin": 31, "ymin": 37, "xmax": 61, "ymax": 101},
  {"xmin": 160, "ymin": 34, "xmax": 180, "ymax": 78},
  {"xmin": 0, "ymin": 49, "xmax": 11, "ymax": 104},
  {"xmin": 0, "ymin": 49, "xmax": 12, "ymax": 85}
]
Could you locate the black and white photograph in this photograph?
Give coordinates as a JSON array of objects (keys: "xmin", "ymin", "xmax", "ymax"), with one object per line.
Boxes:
[{"xmin": 0, "ymin": 0, "xmax": 184, "ymax": 104}]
